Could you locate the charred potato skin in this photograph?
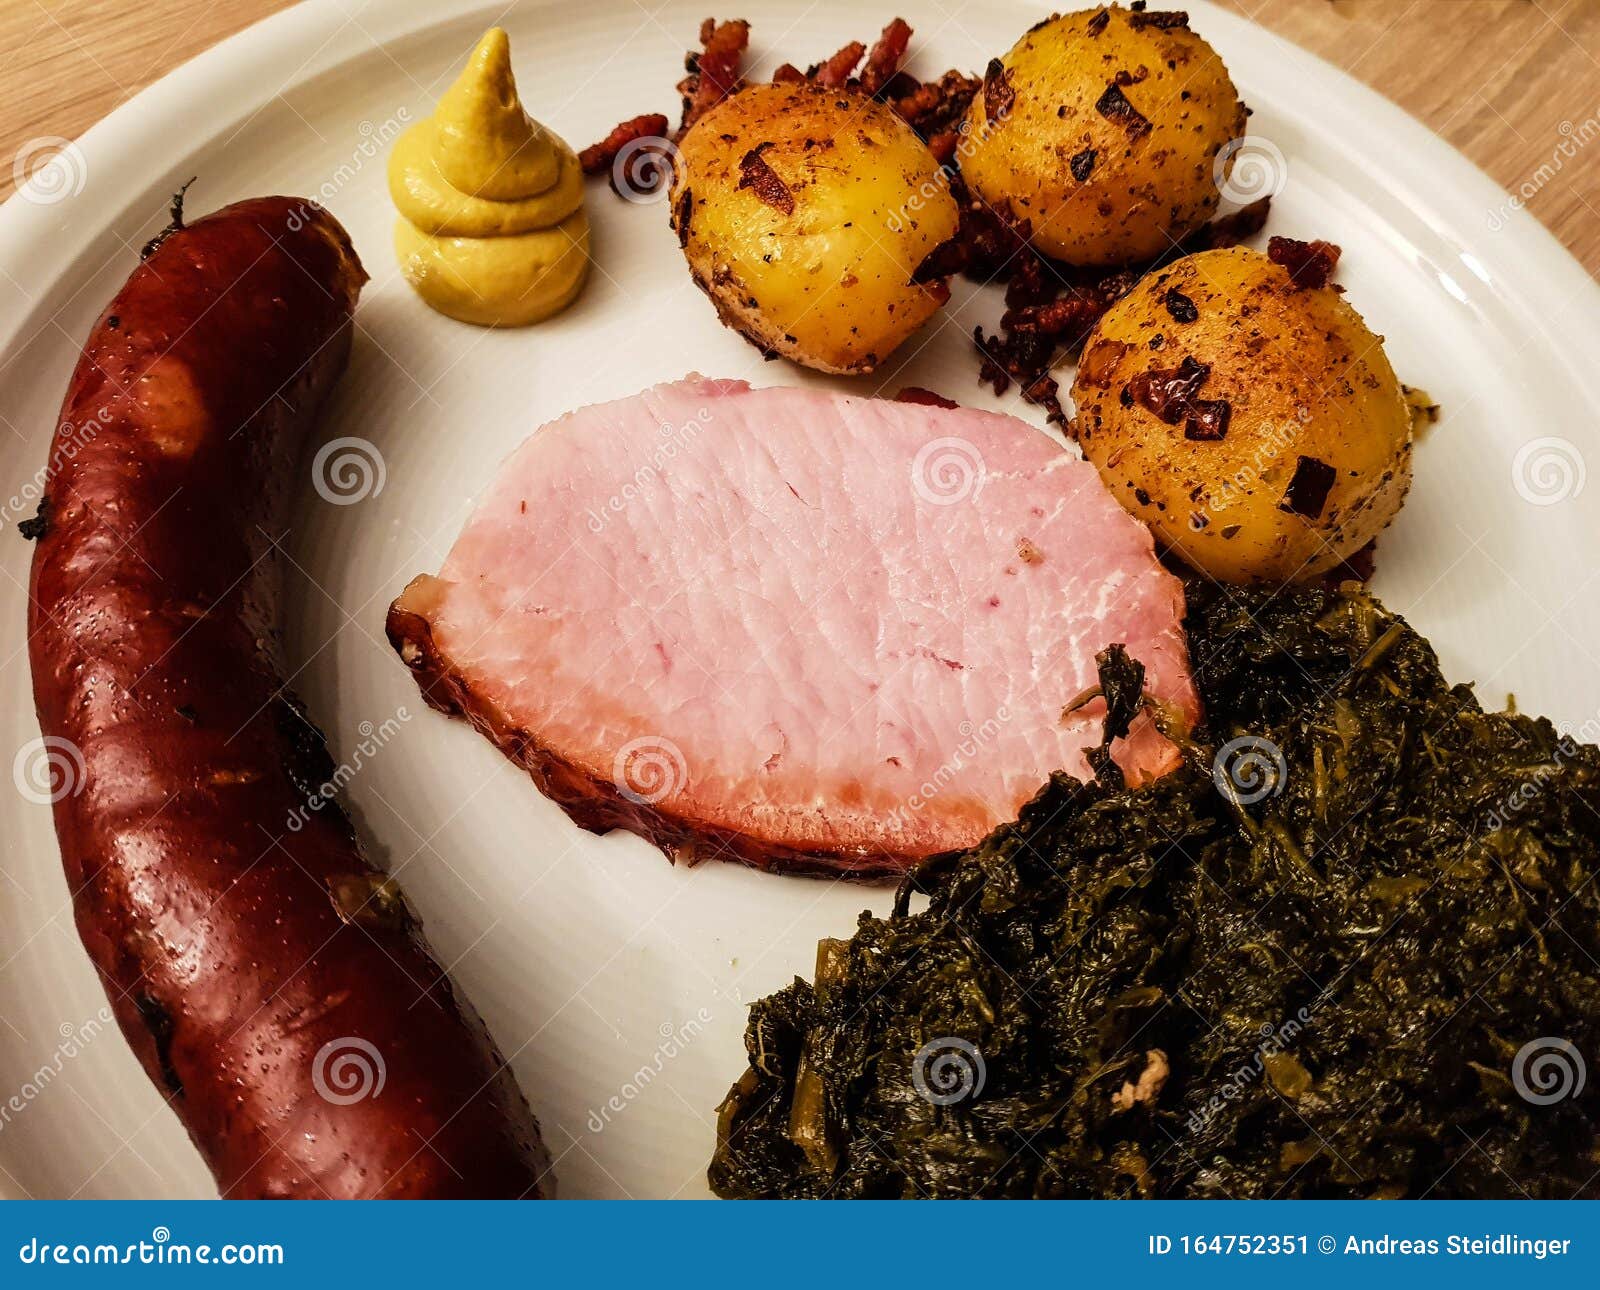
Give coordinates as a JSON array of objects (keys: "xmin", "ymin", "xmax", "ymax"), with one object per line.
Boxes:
[
  {"xmin": 1071, "ymin": 246, "xmax": 1413, "ymax": 583},
  {"xmin": 962, "ymin": 7, "xmax": 1247, "ymax": 267},
  {"xmin": 670, "ymin": 81, "xmax": 959, "ymax": 374}
]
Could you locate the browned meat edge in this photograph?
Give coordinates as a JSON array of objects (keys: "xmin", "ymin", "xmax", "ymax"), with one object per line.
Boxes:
[{"xmin": 386, "ymin": 595, "xmax": 926, "ymax": 880}]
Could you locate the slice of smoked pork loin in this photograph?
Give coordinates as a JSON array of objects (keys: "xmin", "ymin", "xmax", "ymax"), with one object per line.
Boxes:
[{"xmin": 387, "ymin": 377, "xmax": 1198, "ymax": 876}]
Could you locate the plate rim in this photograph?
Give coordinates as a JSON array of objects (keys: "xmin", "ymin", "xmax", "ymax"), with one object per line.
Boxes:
[{"xmin": 2, "ymin": 0, "xmax": 1599, "ymax": 1199}]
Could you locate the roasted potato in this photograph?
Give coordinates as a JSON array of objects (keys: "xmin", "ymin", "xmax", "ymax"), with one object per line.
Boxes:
[
  {"xmin": 1070, "ymin": 245, "xmax": 1413, "ymax": 583},
  {"xmin": 961, "ymin": 6, "xmax": 1247, "ymax": 266},
  {"xmin": 670, "ymin": 80, "xmax": 959, "ymax": 374}
]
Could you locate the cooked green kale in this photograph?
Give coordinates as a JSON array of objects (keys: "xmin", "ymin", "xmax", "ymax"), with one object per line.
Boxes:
[{"xmin": 709, "ymin": 580, "xmax": 1600, "ymax": 1198}]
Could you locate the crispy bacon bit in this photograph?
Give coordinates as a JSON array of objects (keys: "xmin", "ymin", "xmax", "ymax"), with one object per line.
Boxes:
[
  {"xmin": 578, "ymin": 112, "xmax": 671, "ymax": 176},
  {"xmin": 1181, "ymin": 197, "xmax": 1272, "ymax": 252},
  {"xmin": 891, "ymin": 68, "xmax": 980, "ymax": 147},
  {"xmin": 1070, "ymin": 148, "xmax": 1097, "ymax": 182},
  {"xmin": 1184, "ymin": 399, "xmax": 1230, "ymax": 441},
  {"xmin": 1005, "ymin": 269, "xmax": 1137, "ymax": 338},
  {"xmin": 737, "ymin": 143, "xmax": 794, "ymax": 215},
  {"xmin": 679, "ymin": 19, "xmax": 750, "ymax": 135},
  {"xmin": 861, "ymin": 18, "xmax": 912, "ymax": 96},
  {"xmin": 1113, "ymin": 67, "xmax": 1149, "ymax": 86},
  {"xmin": 951, "ymin": 177, "xmax": 1034, "ymax": 277},
  {"xmin": 1129, "ymin": 9, "xmax": 1190, "ymax": 30},
  {"xmin": 912, "ymin": 235, "xmax": 969, "ymax": 285},
  {"xmin": 1095, "ymin": 82, "xmax": 1151, "ymax": 139},
  {"xmin": 1268, "ymin": 235, "xmax": 1343, "ymax": 290},
  {"xmin": 1087, "ymin": 8, "xmax": 1111, "ymax": 37},
  {"xmin": 1164, "ymin": 288, "xmax": 1198, "ymax": 323},
  {"xmin": 983, "ymin": 58, "xmax": 1016, "ymax": 123},
  {"xmin": 582, "ymin": 19, "xmax": 746, "ymax": 191},
  {"xmin": 1005, "ymin": 292, "xmax": 1111, "ymax": 344},
  {"xmin": 771, "ymin": 62, "xmax": 806, "ymax": 83},
  {"xmin": 976, "ymin": 326, "xmax": 1065, "ymax": 424},
  {"xmin": 1281, "ymin": 455, "xmax": 1337, "ymax": 519},
  {"xmin": 895, "ymin": 386, "xmax": 960, "ymax": 409},
  {"xmin": 1127, "ymin": 356, "xmax": 1210, "ymax": 424},
  {"xmin": 1324, "ymin": 540, "xmax": 1377, "ymax": 584},
  {"xmin": 813, "ymin": 40, "xmax": 865, "ymax": 87},
  {"xmin": 674, "ymin": 186, "xmax": 694, "ymax": 247},
  {"xmin": 1078, "ymin": 338, "xmax": 1130, "ymax": 390},
  {"xmin": 1124, "ymin": 356, "xmax": 1232, "ymax": 441}
]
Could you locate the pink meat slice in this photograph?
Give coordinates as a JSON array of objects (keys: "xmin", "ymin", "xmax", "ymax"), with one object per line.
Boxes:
[{"xmin": 387, "ymin": 377, "xmax": 1198, "ymax": 876}]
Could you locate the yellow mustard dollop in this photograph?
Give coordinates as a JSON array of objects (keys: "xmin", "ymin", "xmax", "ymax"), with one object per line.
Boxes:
[{"xmin": 389, "ymin": 28, "xmax": 590, "ymax": 326}]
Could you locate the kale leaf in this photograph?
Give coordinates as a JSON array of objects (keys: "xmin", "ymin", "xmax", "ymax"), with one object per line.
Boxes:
[{"xmin": 709, "ymin": 581, "xmax": 1600, "ymax": 1198}]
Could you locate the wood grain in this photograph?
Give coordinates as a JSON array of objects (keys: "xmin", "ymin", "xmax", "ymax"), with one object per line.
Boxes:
[{"xmin": 1, "ymin": 0, "xmax": 1597, "ymax": 274}]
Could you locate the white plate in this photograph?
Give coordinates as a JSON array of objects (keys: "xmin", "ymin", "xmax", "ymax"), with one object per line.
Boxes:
[{"xmin": 2, "ymin": 0, "xmax": 1598, "ymax": 1200}]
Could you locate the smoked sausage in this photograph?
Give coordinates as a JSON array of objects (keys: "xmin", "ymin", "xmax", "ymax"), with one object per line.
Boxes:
[{"xmin": 25, "ymin": 196, "xmax": 551, "ymax": 1198}]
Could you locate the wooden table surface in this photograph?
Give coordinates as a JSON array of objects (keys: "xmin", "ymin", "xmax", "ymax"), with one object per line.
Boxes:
[{"xmin": 1, "ymin": 0, "xmax": 1597, "ymax": 275}]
